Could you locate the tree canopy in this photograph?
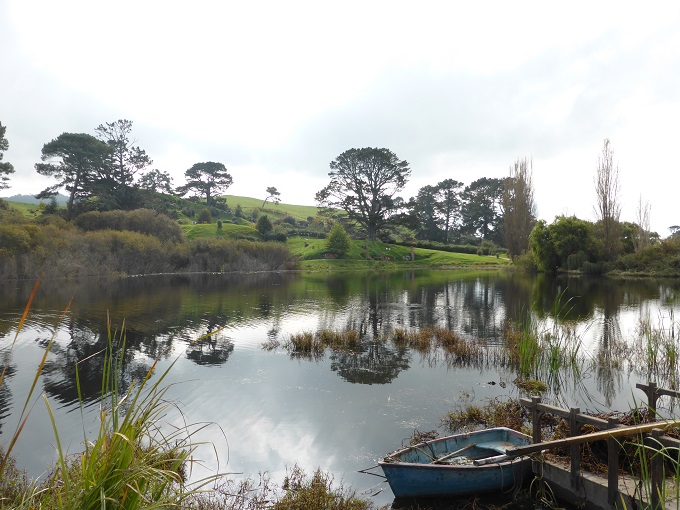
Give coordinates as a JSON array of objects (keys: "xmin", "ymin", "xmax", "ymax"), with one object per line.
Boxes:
[
  {"xmin": 176, "ymin": 162, "xmax": 232, "ymax": 206},
  {"xmin": 262, "ymin": 186, "xmax": 281, "ymax": 208},
  {"xmin": 93, "ymin": 119, "xmax": 153, "ymax": 209},
  {"xmin": 35, "ymin": 132, "xmax": 113, "ymax": 220},
  {"xmin": 316, "ymin": 147, "xmax": 410, "ymax": 241},
  {"xmin": 139, "ymin": 169, "xmax": 174, "ymax": 194},
  {"xmin": 0, "ymin": 121, "xmax": 15, "ymax": 190},
  {"xmin": 460, "ymin": 177, "xmax": 505, "ymax": 242}
]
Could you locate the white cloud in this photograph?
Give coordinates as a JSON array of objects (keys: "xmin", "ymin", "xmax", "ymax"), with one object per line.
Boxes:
[{"xmin": 2, "ymin": 0, "xmax": 680, "ymax": 234}]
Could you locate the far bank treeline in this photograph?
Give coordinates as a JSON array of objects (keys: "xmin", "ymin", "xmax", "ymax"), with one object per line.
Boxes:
[{"xmin": 1, "ymin": 119, "xmax": 679, "ymax": 277}]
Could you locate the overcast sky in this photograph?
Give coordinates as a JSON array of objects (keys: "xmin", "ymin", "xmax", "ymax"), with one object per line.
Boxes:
[{"xmin": 1, "ymin": 1, "xmax": 679, "ymax": 235}]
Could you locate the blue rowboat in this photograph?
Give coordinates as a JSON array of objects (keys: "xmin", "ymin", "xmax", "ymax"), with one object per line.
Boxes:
[{"xmin": 378, "ymin": 427, "xmax": 533, "ymax": 498}]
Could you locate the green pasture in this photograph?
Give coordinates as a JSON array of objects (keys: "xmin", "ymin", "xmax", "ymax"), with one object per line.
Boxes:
[
  {"xmin": 287, "ymin": 236, "xmax": 510, "ymax": 270},
  {"xmin": 181, "ymin": 222, "xmax": 261, "ymax": 240},
  {"xmin": 224, "ymin": 195, "xmax": 320, "ymax": 222}
]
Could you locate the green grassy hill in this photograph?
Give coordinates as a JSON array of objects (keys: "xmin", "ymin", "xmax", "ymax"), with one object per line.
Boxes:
[
  {"xmin": 288, "ymin": 236, "xmax": 510, "ymax": 270},
  {"xmin": 225, "ymin": 195, "xmax": 320, "ymax": 223},
  {"xmin": 181, "ymin": 222, "xmax": 261, "ymax": 240}
]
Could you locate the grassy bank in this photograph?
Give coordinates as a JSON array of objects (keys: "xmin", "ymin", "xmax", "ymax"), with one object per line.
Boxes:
[{"xmin": 288, "ymin": 236, "xmax": 510, "ymax": 270}]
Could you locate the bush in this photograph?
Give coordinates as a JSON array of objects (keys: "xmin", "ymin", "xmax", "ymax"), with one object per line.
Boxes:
[
  {"xmin": 197, "ymin": 208, "xmax": 212, "ymax": 224},
  {"xmin": 326, "ymin": 223, "xmax": 351, "ymax": 257},
  {"xmin": 74, "ymin": 209, "xmax": 184, "ymax": 242},
  {"xmin": 281, "ymin": 215, "xmax": 297, "ymax": 226},
  {"xmin": 256, "ymin": 215, "xmax": 273, "ymax": 236}
]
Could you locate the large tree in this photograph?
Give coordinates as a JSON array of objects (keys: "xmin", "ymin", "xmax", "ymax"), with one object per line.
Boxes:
[
  {"xmin": 138, "ymin": 169, "xmax": 174, "ymax": 194},
  {"xmin": 411, "ymin": 185, "xmax": 441, "ymax": 241},
  {"xmin": 594, "ymin": 139, "xmax": 621, "ymax": 260},
  {"xmin": 95, "ymin": 119, "xmax": 152, "ymax": 187},
  {"xmin": 35, "ymin": 133, "xmax": 112, "ymax": 220},
  {"xmin": 262, "ymin": 186, "xmax": 281, "ymax": 208},
  {"xmin": 0, "ymin": 121, "xmax": 14, "ymax": 190},
  {"xmin": 95, "ymin": 119, "xmax": 153, "ymax": 209},
  {"xmin": 316, "ymin": 147, "xmax": 410, "ymax": 241},
  {"xmin": 460, "ymin": 177, "xmax": 505, "ymax": 242},
  {"xmin": 502, "ymin": 158, "xmax": 536, "ymax": 259},
  {"xmin": 176, "ymin": 162, "xmax": 232, "ymax": 206},
  {"xmin": 434, "ymin": 178, "xmax": 464, "ymax": 243},
  {"xmin": 410, "ymin": 179, "xmax": 463, "ymax": 243}
]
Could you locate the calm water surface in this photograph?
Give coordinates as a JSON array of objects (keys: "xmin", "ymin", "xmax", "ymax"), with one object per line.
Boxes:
[{"xmin": 1, "ymin": 270, "xmax": 679, "ymax": 507}]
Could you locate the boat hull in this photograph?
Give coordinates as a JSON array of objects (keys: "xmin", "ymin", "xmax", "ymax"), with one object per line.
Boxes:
[{"xmin": 379, "ymin": 427, "xmax": 533, "ymax": 498}]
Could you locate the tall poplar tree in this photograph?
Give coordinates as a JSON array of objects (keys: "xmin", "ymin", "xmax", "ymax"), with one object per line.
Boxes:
[
  {"xmin": 502, "ymin": 158, "xmax": 536, "ymax": 259},
  {"xmin": 594, "ymin": 139, "xmax": 621, "ymax": 260}
]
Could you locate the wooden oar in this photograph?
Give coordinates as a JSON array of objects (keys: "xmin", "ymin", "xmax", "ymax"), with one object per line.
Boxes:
[
  {"xmin": 430, "ymin": 443, "xmax": 477, "ymax": 464},
  {"xmin": 506, "ymin": 419, "xmax": 680, "ymax": 458}
]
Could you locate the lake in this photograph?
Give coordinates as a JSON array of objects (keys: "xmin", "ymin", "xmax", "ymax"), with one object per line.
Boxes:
[{"xmin": 1, "ymin": 270, "xmax": 679, "ymax": 507}]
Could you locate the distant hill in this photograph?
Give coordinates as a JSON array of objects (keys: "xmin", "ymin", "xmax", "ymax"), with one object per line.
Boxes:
[{"xmin": 2, "ymin": 193, "xmax": 69, "ymax": 205}]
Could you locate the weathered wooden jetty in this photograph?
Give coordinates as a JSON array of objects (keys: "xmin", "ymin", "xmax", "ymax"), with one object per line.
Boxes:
[{"xmin": 516, "ymin": 382, "xmax": 680, "ymax": 510}]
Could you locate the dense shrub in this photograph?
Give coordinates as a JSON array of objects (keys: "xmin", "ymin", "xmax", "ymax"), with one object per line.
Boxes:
[
  {"xmin": 256, "ymin": 215, "xmax": 273, "ymax": 236},
  {"xmin": 326, "ymin": 223, "xmax": 351, "ymax": 257},
  {"xmin": 281, "ymin": 215, "xmax": 297, "ymax": 226},
  {"xmin": 197, "ymin": 208, "xmax": 212, "ymax": 224},
  {"xmin": 74, "ymin": 209, "xmax": 184, "ymax": 242}
]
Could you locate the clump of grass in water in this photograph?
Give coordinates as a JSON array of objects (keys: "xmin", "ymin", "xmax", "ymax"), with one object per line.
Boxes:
[
  {"xmin": 503, "ymin": 291, "xmax": 587, "ymax": 386},
  {"xmin": 281, "ymin": 329, "xmax": 363, "ymax": 358}
]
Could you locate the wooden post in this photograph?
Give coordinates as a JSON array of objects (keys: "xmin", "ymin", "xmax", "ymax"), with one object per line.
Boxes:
[
  {"xmin": 607, "ymin": 417, "xmax": 620, "ymax": 505},
  {"xmin": 570, "ymin": 407, "xmax": 581, "ymax": 490},
  {"xmin": 650, "ymin": 428, "xmax": 663, "ymax": 510},
  {"xmin": 532, "ymin": 396, "xmax": 542, "ymax": 445},
  {"xmin": 637, "ymin": 381, "xmax": 659, "ymax": 415}
]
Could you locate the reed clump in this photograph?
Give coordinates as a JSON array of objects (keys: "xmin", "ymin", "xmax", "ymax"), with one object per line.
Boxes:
[
  {"xmin": 282, "ymin": 329, "xmax": 363, "ymax": 358},
  {"xmin": 442, "ymin": 398, "xmax": 530, "ymax": 435},
  {"xmin": 390, "ymin": 326, "xmax": 485, "ymax": 364}
]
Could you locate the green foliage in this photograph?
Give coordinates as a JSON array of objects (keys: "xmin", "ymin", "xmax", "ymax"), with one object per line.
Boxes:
[
  {"xmin": 197, "ymin": 207, "xmax": 212, "ymax": 224},
  {"xmin": 176, "ymin": 162, "xmax": 232, "ymax": 206},
  {"xmin": 530, "ymin": 216, "xmax": 597, "ymax": 272},
  {"xmin": 139, "ymin": 169, "xmax": 174, "ymax": 194},
  {"xmin": 0, "ymin": 121, "xmax": 15, "ymax": 190},
  {"xmin": 74, "ymin": 209, "xmax": 184, "ymax": 242},
  {"xmin": 460, "ymin": 177, "xmax": 505, "ymax": 243},
  {"xmin": 94, "ymin": 119, "xmax": 152, "ymax": 209},
  {"xmin": 35, "ymin": 132, "xmax": 113, "ymax": 220},
  {"xmin": 234, "ymin": 203, "xmax": 243, "ymax": 218},
  {"xmin": 262, "ymin": 186, "xmax": 281, "ymax": 208},
  {"xmin": 317, "ymin": 147, "xmax": 410, "ymax": 241},
  {"xmin": 326, "ymin": 223, "xmax": 351, "ymax": 257},
  {"xmin": 256, "ymin": 214, "xmax": 273, "ymax": 236}
]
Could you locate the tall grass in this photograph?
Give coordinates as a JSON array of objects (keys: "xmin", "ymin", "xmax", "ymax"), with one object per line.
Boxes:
[{"xmin": 502, "ymin": 291, "xmax": 586, "ymax": 390}]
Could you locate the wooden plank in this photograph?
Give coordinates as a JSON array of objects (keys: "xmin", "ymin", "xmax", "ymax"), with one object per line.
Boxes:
[
  {"xmin": 430, "ymin": 443, "xmax": 476, "ymax": 464},
  {"xmin": 521, "ymin": 399, "xmax": 609, "ymax": 427},
  {"xmin": 507, "ymin": 419, "xmax": 680, "ymax": 457}
]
